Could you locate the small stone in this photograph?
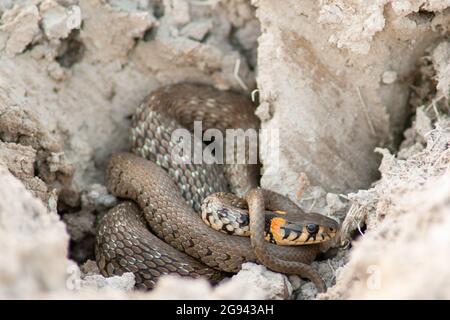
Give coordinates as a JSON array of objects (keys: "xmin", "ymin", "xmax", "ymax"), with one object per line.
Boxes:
[
  {"xmin": 47, "ymin": 61, "xmax": 66, "ymax": 81},
  {"xmin": 164, "ymin": 0, "xmax": 190, "ymax": 26},
  {"xmin": 80, "ymin": 259, "xmax": 100, "ymax": 276},
  {"xmin": 382, "ymin": 70, "xmax": 397, "ymax": 84},
  {"xmin": 0, "ymin": 5, "xmax": 40, "ymax": 55},
  {"xmin": 81, "ymin": 272, "xmax": 135, "ymax": 291},
  {"xmin": 288, "ymin": 275, "xmax": 303, "ymax": 291},
  {"xmin": 255, "ymin": 102, "xmax": 272, "ymax": 121},
  {"xmin": 216, "ymin": 263, "xmax": 292, "ymax": 300},
  {"xmin": 180, "ymin": 20, "xmax": 213, "ymax": 41},
  {"xmin": 40, "ymin": 1, "xmax": 81, "ymax": 40},
  {"xmin": 82, "ymin": 184, "xmax": 118, "ymax": 210}
]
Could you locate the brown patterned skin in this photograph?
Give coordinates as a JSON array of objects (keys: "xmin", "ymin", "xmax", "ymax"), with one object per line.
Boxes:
[
  {"xmin": 130, "ymin": 83, "xmax": 260, "ymax": 202},
  {"xmin": 96, "ymin": 201, "xmax": 222, "ymax": 289},
  {"xmin": 95, "ymin": 83, "xmax": 336, "ymax": 291}
]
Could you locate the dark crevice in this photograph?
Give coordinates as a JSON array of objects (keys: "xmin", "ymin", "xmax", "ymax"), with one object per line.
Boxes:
[
  {"xmin": 57, "ymin": 200, "xmax": 82, "ymax": 215},
  {"xmin": 394, "ymin": 50, "xmax": 448, "ymax": 157},
  {"xmin": 143, "ymin": 27, "xmax": 158, "ymax": 42},
  {"xmin": 406, "ymin": 10, "xmax": 435, "ymax": 25},
  {"xmin": 403, "ymin": 57, "xmax": 437, "ymax": 133},
  {"xmin": 68, "ymin": 236, "xmax": 96, "ymax": 264},
  {"xmin": 199, "ymin": 30, "xmax": 212, "ymax": 44},
  {"xmin": 56, "ymin": 29, "xmax": 86, "ymax": 68},
  {"xmin": 350, "ymin": 224, "xmax": 367, "ymax": 242},
  {"xmin": 152, "ymin": 1, "xmax": 165, "ymax": 19},
  {"xmin": 23, "ymin": 41, "xmax": 38, "ymax": 54},
  {"xmin": 57, "ymin": 187, "xmax": 82, "ymax": 214}
]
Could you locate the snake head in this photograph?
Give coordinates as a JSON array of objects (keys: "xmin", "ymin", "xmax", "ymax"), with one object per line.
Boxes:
[
  {"xmin": 270, "ymin": 215, "xmax": 340, "ymax": 245},
  {"xmin": 307, "ymin": 220, "xmax": 339, "ymax": 244}
]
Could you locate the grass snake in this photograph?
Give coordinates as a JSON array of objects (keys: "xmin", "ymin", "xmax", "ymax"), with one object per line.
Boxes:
[{"xmin": 95, "ymin": 84, "xmax": 339, "ymax": 292}]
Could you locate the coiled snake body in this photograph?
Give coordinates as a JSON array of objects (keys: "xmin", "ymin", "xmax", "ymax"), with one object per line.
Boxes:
[{"xmin": 95, "ymin": 84, "xmax": 338, "ymax": 292}]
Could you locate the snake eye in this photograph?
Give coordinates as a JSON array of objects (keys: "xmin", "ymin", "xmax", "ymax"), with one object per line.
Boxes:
[
  {"xmin": 329, "ymin": 227, "xmax": 335, "ymax": 232},
  {"xmin": 306, "ymin": 223, "xmax": 319, "ymax": 234}
]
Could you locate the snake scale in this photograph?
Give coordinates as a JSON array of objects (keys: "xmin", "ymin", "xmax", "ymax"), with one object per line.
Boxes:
[{"xmin": 95, "ymin": 83, "xmax": 338, "ymax": 292}]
